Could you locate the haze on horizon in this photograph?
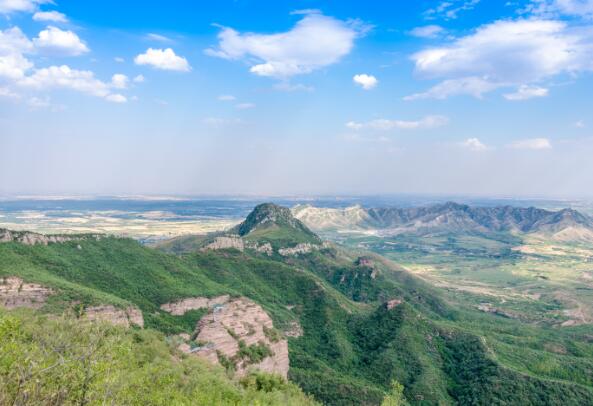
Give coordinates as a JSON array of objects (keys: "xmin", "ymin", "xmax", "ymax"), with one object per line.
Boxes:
[{"xmin": 1, "ymin": 1, "xmax": 593, "ymax": 198}]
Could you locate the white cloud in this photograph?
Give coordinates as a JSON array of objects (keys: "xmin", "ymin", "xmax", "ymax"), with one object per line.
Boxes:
[
  {"xmin": 33, "ymin": 26, "xmax": 89, "ymax": 56},
  {"xmin": 236, "ymin": 102, "xmax": 255, "ymax": 110},
  {"xmin": 0, "ymin": 0, "xmax": 49, "ymax": 14},
  {"xmin": 114, "ymin": 57, "xmax": 125, "ymax": 63},
  {"xmin": 0, "ymin": 26, "xmax": 34, "ymax": 80},
  {"xmin": 146, "ymin": 33, "xmax": 173, "ymax": 43},
  {"xmin": 353, "ymin": 74, "xmax": 378, "ymax": 90},
  {"xmin": 105, "ymin": 93, "xmax": 127, "ymax": 103},
  {"xmin": 508, "ymin": 138, "xmax": 552, "ymax": 149},
  {"xmin": 33, "ymin": 10, "xmax": 68, "ymax": 23},
  {"xmin": 408, "ymin": 19, "xmax": 593, "ymax": 99},
  {"xmin": 0, "ymin": 86, "xmax": 19, "ymax": 98},
  {"xmin": 503, "ymin": 85, "xmax": 549, "ymax": 100},
  {"xmin": 111, "ymin": 73, "xmax": 128, "ymax": 89},
  {"xmin": 424, "ymin": 0, "xmax": 481, "ymax": 20},
  {"xmin": 27, "ymin": 95, "xmax": 49, "ymax": 108},
  {"xmin": 217, "ymin": 94, "xmax": 235, "ymax": 101},
  {"xmin": 0, "ymin": 27, "xmax": 125, "ymax": 104},
  {"xmin": 273, "ymin": 82, "xmax": 315, "ymax": 92},
  {"xmin": 346, "ymin": 115, "xmax": 449, "ymax": 131},
  {"xmin": 526, "ymin": 0, "xmax": 593, "ymax": 19},
  {"xmin": 19, "ymin": 65, "xmax": 125, "ymax": 103},
  {"xmin": 202, "ymin": 117, "xmax": 243, "ymax": 127},
  {"xmin": 133, "ymin": 74, "xmax": 144, "ymax": 83},
  {"xmin": 409, "ymin": 25, "xmax": 445, "ymax": 38},
  {"xmin": 405, "ymin": 77, "xmax": 501, "ymax": 100},
  {"xmin": 461, "ymin": 137, "xmax": 487, "ymax": 151},
  {"xmin": 134, "ymin": 48, "xmax": 190, "ymax": 72},
  {"xmin": 575, "ymin": 120, "xmax": 585, "ymax": 128},
  {"xmin": 205, "ymin": 13, "xmax": 362, "ymax": 78}
]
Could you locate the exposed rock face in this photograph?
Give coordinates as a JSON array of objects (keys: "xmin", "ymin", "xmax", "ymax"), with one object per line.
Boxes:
[
  {"xmin": 0, "ymin": 229, "xmax": 101, "ymax": 246},
  {"xmin": 202, "ymin": 236, "xmax": 244, "ymax": 252},
  {"xmin": 386, "ymin": 299, "xmax": 403, "ymax": 310},
  {"xmin": 160, "ymin": 295, "xmax": 230, "ymax": 315},
  {"xmin": 278, "ymin": 243, "xmax": 321, "ymax": 256},
  {"xmin": 248, "ymin": 241, "xmax": 273, "ymax": 256},
  {"xmin": 200, "ymin": 236, "xmax": 274, "ymax": 256},
  {"xmin": 84, "ymin": 305, "xmax": 144, "ymax": 328},
  {"xmin": 0, "ymin": 276, "xmax": 53, "ymax": 309},
  {"xmin": 189, "ymin": 298, "xmax": 289, "ymax": 378}
]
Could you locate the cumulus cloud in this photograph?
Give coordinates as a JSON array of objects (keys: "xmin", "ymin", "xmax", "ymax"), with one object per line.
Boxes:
[
  {"xmin": 205, "ymin": 13, "xmax": 362, "ymax": 78},
  {"xmin": 461, "ymin": 137, "xmax": 487, "ymax": 151},
  {"xmin": 508, "ymin": 138, "xmax": 552, "ymax": 149},
  {"xmin": 346, "ymin": 115, "xmax": 449, "ymax": 131},
  {"xmin": 105, "ymin": 93, "xmax": 127, "ymax": 103},
  {"xmin": 133, "ymin": 74, "xmax": 144, "ymax": 83},
  {"xmin": 409, "ymin": 25, "xmax": 445, "ymax": 38},
  {"xmin": 0, "ymin": 26, "xmax": 34, "ymax": 80},
  {"xmin": 33, "ymin": 26, "xmax": 89, "ymax": 56},
  {"xmin": 33, "ymin": 10, "xmax": 68, "ymax": 23},
  {"xmin": 0, "ymin": 0, "xmax": 49, "ymax": 14},
  {"xmin": 134, "ymin": 48, "xmax": 190, "ymax": 72},
  {"xmin": 353, "ymin": 74, "xmax": 378, "ymax": 90},
  {"xmin": 111, "ymin": 73, "xmax": 128, "ymax": 89},
  {"xmin": 408, "ymin": 19, "xmax": 593, "ymax": 99},
  {"xmin": 19, "ymin": 65, "xmax": 126, "ymax": 103},
  {"xmin": 503, "ymin": 85, "xmax": 549, "ymax": 100}
]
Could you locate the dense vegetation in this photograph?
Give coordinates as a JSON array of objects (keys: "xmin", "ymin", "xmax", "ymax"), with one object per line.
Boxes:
[
  {"xmin": 0, "ymin": 308, "xmax": 317, "ymax": 405},
  {"xmin": 2, "ymin": 204, "xmax": 593, "ymax": 405}
]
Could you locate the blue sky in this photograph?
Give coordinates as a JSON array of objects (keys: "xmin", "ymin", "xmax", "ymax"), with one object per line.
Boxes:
[{"xmin": 1, "ymin": 0, "xmax": 593, "ymax": 197}]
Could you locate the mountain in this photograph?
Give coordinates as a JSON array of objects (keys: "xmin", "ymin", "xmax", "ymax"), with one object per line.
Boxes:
[
  {"xmin": 159, "ymin": 203, "xmax": 322, "ymax": 255},
  {"xmin": 2, "ymin": 203, "xmax": 593, "ymax": 405},
  {"xmin": 293, "ymin": 202, "xmax": 593, "ymax": 241},
  {"xmin": 231, "ymin": 203, "xmax": 321, "ymax": 246}
]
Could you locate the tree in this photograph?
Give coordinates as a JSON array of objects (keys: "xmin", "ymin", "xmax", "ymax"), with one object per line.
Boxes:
[{"xmin": 381, "ymin": 380, "xmax": 409, "ymax": 406}]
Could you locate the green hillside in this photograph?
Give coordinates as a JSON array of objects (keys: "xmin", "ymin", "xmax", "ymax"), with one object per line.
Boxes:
[
  {"xmin": 0, "ymin": 308, "xmax": 318, "ymax": 406},
  {"xmin": 1, "ymin": 204, "xmax": 593, "ymax": 405}
]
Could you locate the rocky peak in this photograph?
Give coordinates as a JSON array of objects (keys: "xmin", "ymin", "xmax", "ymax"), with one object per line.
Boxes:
[{"xmin": 232, "ymin": 203, "xmax": 320, "ymax": 244}]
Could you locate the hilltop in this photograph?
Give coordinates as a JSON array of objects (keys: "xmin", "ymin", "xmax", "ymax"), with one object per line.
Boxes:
[{"xmin": 158, "ymin": 203, "xmax": 322, "ymax": 255}]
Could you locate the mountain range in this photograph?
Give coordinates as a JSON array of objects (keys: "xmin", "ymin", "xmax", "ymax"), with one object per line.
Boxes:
[
  {"xmin": 2, "ymin": 203, "xmax": 593, "ymax": 405},
  {"xmin": 293, "ymin": 202, "xmax": 593, "ymax": 241}
]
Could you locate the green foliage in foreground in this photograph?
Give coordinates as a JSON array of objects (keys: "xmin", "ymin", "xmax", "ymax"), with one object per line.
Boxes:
[{"xmin": 0, "ymin": 308, "xmax": 318, "ymax": 406}]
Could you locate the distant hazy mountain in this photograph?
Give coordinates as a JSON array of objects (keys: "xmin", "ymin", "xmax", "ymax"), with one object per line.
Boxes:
[{"xmin": 293, "ymin": 202, "xmax": 593, "ymax": 241}]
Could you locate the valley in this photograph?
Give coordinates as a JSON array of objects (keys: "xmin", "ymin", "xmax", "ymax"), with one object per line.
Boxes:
[{"xmin": 2, "ymin": 201, "xmax": 593, "ymax": 405}]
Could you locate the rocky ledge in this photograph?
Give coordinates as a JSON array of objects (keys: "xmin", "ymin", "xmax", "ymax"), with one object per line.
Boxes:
[
  {"xmin": 0, "ymin": 276, "xmax": 53, "ymax": 309},
  {"xmin": 177, "ymin": 297, "xmax": 289, "ymax": 379}
]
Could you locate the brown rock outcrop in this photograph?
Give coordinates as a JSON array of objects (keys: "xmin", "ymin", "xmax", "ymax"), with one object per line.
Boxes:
[
  {"xmin": 160, "ymin": 295, "xmax": 230, "ymax": 315},
  {"xmin": 0, "ymin": 229, "xmax": 102, "ymax": 246},
  {"xmin": 84, "ymin": 305, "xmax": 144, "ymax": 328},
  {"xmin": 191, "ymin": 298, "xmax": 289, "ymax": 378},
  {"xmin": 201, "ymin": 236, "xmax": 244, "ymax": 252},
  {"xmin": 0, "ymin": 276, "xmax": 53, "ymax": 309}
]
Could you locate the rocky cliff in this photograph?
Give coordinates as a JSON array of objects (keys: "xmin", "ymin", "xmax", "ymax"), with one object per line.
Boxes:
[
  {"xmin": 0, "ymin": 276, "xmax": 53, "ymax": 308},
  {"xmin": 176, "ymin": 297, "xmax": 289, "ymax": 379}
]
